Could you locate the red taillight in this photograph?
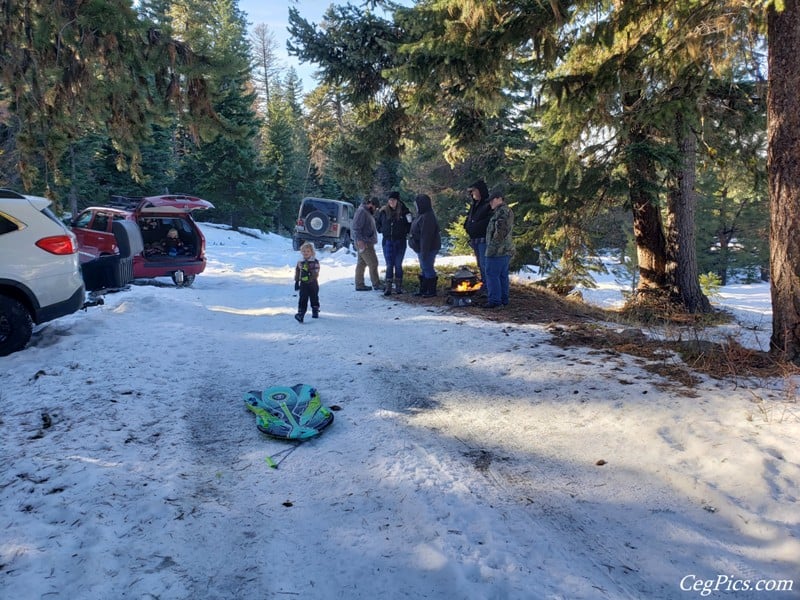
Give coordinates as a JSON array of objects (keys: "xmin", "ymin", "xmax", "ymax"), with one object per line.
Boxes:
[
  {"xmin": 297, "ymin": 218, "xmax": 304, "ymax": 226},
  {"xmin": 331, "ymin": 223, "xmax": 339, "ymax": 233},
  {"xmin": 36, "ymin": 235, "xmax": 77, "ymax": 255}
]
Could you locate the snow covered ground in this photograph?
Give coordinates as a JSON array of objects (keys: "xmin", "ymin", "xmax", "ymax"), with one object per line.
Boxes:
[{"xmin": 1, "ymin": 224, "xmax": 798, "ymax": 600}]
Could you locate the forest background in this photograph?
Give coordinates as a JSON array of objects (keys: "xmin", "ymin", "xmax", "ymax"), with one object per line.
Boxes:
[{"xmin": 1, "ymin": 0, "xmax": 799, "ymax": 363}]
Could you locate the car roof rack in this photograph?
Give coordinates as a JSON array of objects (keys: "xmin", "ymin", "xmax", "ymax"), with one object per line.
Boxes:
[
  {"xmin": 108, "ymin": 195, "xmax": 142, "ymax": 210},
  {"xmin": 108, "ymin": 193, "xmax": 203, "ymax": 210}
]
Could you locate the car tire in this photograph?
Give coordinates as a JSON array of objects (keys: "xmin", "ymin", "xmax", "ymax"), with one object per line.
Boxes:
[
  {"xmin": 0, "ymin": 294, "xmax": 33, "ymax": 357},
  {"xmin": 334, "ymin": 231, "xmax": 351, "ymax": 251},
  {"xmin": 171, "ymin": 272, "xmax": 196, "ymax": 287},
  {"xmin": 292, "ymin": 237, "xmax": 303, "ymax": 251},
  {"xmin": 305, "ymin": 211, "xmax": 329, "ymax": 236}
]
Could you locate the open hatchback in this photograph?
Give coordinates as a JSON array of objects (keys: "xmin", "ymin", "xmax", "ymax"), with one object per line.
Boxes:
[{"xmin": 71, "ymin": 194, "xmax": 214, "ymax": 287}]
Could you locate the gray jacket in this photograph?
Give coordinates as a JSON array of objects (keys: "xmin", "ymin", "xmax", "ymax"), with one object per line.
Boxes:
[{"xmin": 352, "ymin": 202, "xmax": 378, "ymax": 245}]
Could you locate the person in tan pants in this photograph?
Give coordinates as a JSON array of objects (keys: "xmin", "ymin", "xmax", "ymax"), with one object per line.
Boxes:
[{"xmin": 352, "ymin": 197, "xmax": 382, "ymax": 291}]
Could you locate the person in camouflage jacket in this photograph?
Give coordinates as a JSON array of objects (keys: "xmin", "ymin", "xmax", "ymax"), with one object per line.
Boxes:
[{"xmin": 483, "ymin": 190, "xmax": 515, "ymax": 308}]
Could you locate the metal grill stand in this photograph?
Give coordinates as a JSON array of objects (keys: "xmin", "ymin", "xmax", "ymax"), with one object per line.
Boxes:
[{"xmin": 446, "ymin": 266, "xmax": 483, "ymax": 307}]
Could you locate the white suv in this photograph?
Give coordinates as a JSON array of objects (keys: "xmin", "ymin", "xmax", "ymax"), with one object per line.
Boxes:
[{"xmin": 0, "ymin": 189, "xmax": 86, "ymax": 356}]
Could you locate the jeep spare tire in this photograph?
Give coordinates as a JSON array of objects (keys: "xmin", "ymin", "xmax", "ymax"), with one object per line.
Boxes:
[{"xmin": 305, "ymin": 210, "xmax": 329, "ymax": 236}]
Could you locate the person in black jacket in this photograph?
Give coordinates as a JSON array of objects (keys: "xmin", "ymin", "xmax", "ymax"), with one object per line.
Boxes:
[
  {"xmin": 463, "ymin": 179, "xmax": 492, "ymax": 288},
  {"xmin": 409, "ymin": 193, "xmax": 442, "ymax": 297},
  {"xmin": 375, "ymin": 191, "xmax": 412, "ymax": 295}
]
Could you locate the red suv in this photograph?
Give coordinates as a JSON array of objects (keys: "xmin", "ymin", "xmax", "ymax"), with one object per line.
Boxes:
[{"xmin": 71, "ymin": 194, "xmax": 214, "ymax": 286}]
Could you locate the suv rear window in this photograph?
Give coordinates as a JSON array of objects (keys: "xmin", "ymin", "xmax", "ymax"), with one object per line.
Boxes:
[
  {"xmin": 0, "ymin": 206, "xmax": 62, "ymax": 234},
  {"xmin": 0, "ymin": 213, "xmax": 19, "ymax": 235},
  {"xmin": 301, "ymin": 200, "xmax": 341, "ymax": 219}
]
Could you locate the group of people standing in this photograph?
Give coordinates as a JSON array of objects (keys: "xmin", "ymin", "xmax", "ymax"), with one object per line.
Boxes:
[
  {"xmin": 292, "ymin": 180, "xmax": 513, "ymax": 322},
  {"xmin": 351, "ymin": 191, "xmax": 442, "ymax": 298}
]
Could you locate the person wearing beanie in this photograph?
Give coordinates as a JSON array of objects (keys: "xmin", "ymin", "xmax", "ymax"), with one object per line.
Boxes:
[
  {"xmin": 408, "ymin": 193, "xmax": 442, "ymax": 297},
  {"xmin": 463, "ymin": 179, "xmax": 492, "ymax": 291},
  {"xmin": 375, "ymin": 191, "xmax": 412, "ymax": 295},
  {"xmin": 482, "ymin": 189, "xmax": 515, "ymax": 309}
]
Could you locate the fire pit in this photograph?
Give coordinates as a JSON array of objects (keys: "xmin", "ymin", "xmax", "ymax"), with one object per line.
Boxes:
[{"xmin": 447, "ymin": 266, "xmax": 483, "ymax": 306}]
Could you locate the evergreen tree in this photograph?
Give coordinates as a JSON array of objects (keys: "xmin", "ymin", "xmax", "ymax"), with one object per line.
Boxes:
[
  {"xmin": 173, "ymin": 0, "xmax": 274, "ymax": 230},
  {"xmin": 766, "ymin": 0, "xmax": 800, "ymax": 362},
  {"xmin": 287, "ymin": 2, "xmax": 408, "ymax": 191},
  {"xmin": 261, "ymin": 77, "xmax": 310, "ymax": 232},
  {"xmin": 250, "ymin": 23, "xmax": 282, "ymax": 120},
  {"xmin": 50, "ymin": 118, "xmax": 180, "ymax": 213},
  {"xmin": 391, "ymin": 1, "xmax": 767, "ymax": 315},
  {"xmin": 694, "ymin": 80, "xmax": 768, "ymax": 286},
  {"xmin": 302, "ymin": 84, "xmax": 352, "ymax": 197},
  {"xmin": 0, "ymin": 0, "xmax": 220, "ymax": 191}
]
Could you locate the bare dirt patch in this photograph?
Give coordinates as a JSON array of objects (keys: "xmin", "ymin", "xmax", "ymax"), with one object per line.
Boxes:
[{"xmin": 390, "ymin": 277, "xmax": 797, "ymax": 386}]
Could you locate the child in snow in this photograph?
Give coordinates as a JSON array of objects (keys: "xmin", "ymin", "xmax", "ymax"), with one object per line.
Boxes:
[{"xmin": 294, "ymin": 242, "xmax": 320, "ymax": 323}]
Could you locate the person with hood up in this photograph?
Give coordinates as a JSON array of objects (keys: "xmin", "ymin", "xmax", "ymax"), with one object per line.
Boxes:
[
  {"xmin": 375, "ymin": 191, "xmax": 412, "ymax": 295},
  {"xmin": 352, "ymin": 197, "xmax": 382, "ymax": 291},
  {"xmin": 463, "ymin": 179, "xmax": 492, "ymax": 288},
  {"xmin": 408, "ymin": 193, "xmax": 442, "ymax": 297},
  {"xmin": 482, "ymin": 189, "xmax": 515, "ymax": 308}
]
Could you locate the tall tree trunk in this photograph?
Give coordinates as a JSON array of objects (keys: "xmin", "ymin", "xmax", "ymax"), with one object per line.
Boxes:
[
  {"xmin": 666, "ymin": 111, "xmax": 711, "ymax": 313},
  {"xmin": 716, "ymin": 236, "xmax": 730, "ymax": 286},
  {"xmin": 68, "ymin": 144, "xmax": 79, "ymax": 217},
  {"xmin": 767, "ymin": 0, "xmax": 800, "ymax": 363},
  {"xmin": 626, "ymin": 120, "xmax": 669, "ymax": 294}
]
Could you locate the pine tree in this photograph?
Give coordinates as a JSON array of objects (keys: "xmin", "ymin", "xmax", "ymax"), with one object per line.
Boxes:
[
  {"xmin": 694, "ymin": 79, "xmax": 768, "ymax": 285},
  {"xmin": 261, "ymin": 75, "xmax": 311, "ymax": 232},
  {"xmin": 391, "ymin": 1, "xmax": 767, "ymax": 315},
  {"xmin": 250, "ymin": 23, "xmax": 282, "ymax": 120},
  {"xmin": 287, "ymin": 3, "xmax": 407, "ymax": 191},
  {"xmin": 0, "ymin": 0, "xmax": 220, "ymax": 191},
  {"xmin": 173, "ymin": 0, "xmax": 274, "ymax": 230},
  {"xmin": 766, "ymin": 0, "xmax": 800, "ymax": 362}
]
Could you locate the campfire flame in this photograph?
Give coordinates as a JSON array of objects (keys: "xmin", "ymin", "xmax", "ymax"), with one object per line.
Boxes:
[{"xmin": 453, "ymin": 280, "xmax": 483, "ymax": 293}]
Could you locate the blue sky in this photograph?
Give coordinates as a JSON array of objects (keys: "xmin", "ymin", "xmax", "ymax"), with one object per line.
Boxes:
[
  {"xmin": 237, "ymin": 0, "xmax": 409, "ymax": 92},
  {"xmin": 237, "ymin": 0, "xmax": 334, "ymax": 90}
]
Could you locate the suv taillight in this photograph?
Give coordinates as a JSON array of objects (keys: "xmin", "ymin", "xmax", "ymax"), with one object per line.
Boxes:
[
  {"xmin": 36, "ymin": 235, "xmax": 78, "ymax": 255},
  {"xmin": 331, "ymin": 223, "xmax": 339, "ymax": 234}
]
